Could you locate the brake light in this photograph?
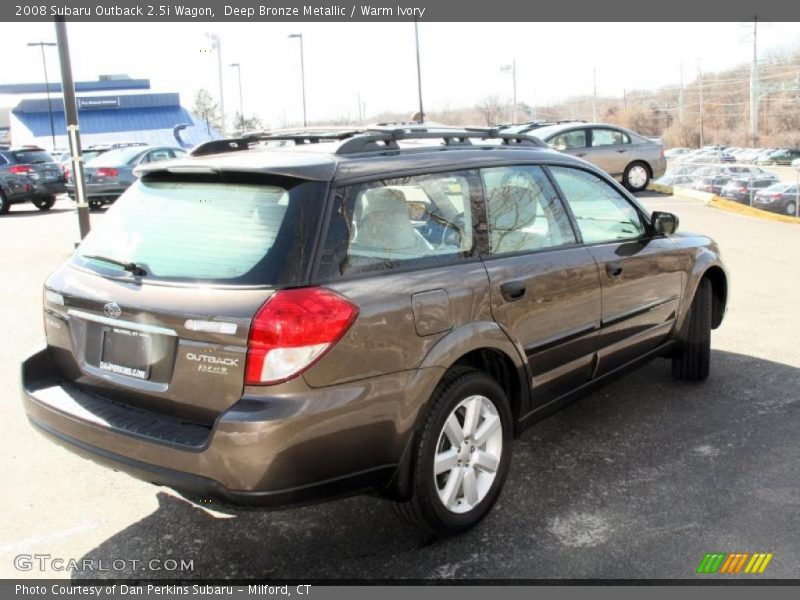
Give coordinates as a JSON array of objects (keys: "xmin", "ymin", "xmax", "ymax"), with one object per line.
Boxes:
[
  {"xmin": 9, "ymin": 165, "xmax": 33, "ymax": 175},
  {"xmin": 245, "ymin": 288, "xmax": 359, "ymax": 385},
  {"xmin": 64, "ymin": 167, "xmax": 71, "ymax": 182},
  {"xmin": 96, "ymin": 167, "xmax": 118, "ymax": 177}
]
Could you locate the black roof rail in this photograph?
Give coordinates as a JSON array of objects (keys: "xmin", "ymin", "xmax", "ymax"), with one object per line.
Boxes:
[
  {"xmin": 190, "ymin": 126, "xmax": 548, "ymax": 157},
  {"xmin": 190, "ymin": 130, "xmax": 363, "ymax": 156}
]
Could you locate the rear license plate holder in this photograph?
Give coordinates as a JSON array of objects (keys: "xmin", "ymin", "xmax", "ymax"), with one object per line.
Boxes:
[{"xmin": 99, "ymin": 326, "xmax": 152, "ymax": 380}]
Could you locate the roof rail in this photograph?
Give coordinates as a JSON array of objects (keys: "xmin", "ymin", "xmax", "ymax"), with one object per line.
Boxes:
[
  {"xmin": 190, "ymin": 130, "xmax": 362, "ymax": 156},
  {"xmin": 190, "ymin": 126, "xmax": 548, "ymax": 157}
]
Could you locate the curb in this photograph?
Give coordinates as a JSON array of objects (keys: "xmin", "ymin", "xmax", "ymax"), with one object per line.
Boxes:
[{"xmin": 708, "ymin": 196, "xmax": 800, "ymax": 224}]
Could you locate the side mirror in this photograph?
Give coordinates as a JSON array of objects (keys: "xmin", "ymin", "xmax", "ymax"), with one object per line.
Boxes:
[{"xmin": 652, "ymin": 211, "xmax": 679, "ymax": 235}]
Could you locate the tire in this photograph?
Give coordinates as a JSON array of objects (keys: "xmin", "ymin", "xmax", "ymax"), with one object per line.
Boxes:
[
  {"xmin": 0, "ymin": 190, "xmax": 9, "ymax": 215},
  {"xmin": 785, "ymin": 201, "xmax": 797, "ymax": 217},
  {"xmin": 623, "ymin": 161, "xmax": 651, "ymax": 192},
  {"xmin": 392, "ymin": 368, "xmax": 513, "ymax": 536},
  {"xmin": 672, "ymin": 278, "xmax": 712, "ymax": 382},
  {"xmin": 89, "ymin": 199, "xmax": 104, "ymax": 211},
  {"xmin": 32, "ymin": 196, "xmax": 56, "ymax": 211}
]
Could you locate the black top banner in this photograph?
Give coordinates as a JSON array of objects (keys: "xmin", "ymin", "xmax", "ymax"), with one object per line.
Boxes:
[{"xmin": 3, "ymin": 0, "xmax": 799, "ymax": 22}]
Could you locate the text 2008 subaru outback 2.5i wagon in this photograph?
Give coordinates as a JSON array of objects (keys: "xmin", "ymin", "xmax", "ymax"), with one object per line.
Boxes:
[{"xmin": 22, "ymin": 127, "xmax": 727, "ymax": 536}]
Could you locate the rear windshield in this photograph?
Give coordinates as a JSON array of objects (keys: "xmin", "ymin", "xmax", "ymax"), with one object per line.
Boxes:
[
  {"xmin": 12, "ymin": 150, "xmax": 53, "ymax": 164},
  {"xmin": 72, "ymin": 175, "xmax": 326, "ymax": 285}
]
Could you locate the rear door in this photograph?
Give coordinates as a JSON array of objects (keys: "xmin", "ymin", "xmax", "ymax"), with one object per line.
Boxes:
[
  {"xmin": 480, "ymin": 165, "xmax": 601, "ymax": 408},
  {"xmin": 549, "ymin": 165, "xmax": 684, "ymax": 376},
  {"xmin": 583, "ymin": 128, "xmax": 632, "ymax": 177}
]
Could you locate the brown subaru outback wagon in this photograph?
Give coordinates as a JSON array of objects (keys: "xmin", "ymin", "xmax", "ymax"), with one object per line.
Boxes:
[{"xmin": 22, "ymin": 126, "xmax": 727, "ymax": 536}]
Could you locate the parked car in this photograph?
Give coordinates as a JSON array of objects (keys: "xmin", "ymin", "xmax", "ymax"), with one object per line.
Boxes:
[
  {"xmin": 719, "ymin": 177, "xmax": 779, "ymax": 204},
  {"xmin": 22, "ymin": 126, "xmax": 728, "ymax": 536},
  {"xmin": 664, "ymin": 147, "xmax": 692, "ymax": 159},
  {"xmin": 66, "ymin": 145, "xmax": 186, "ymax": 210},
  {"xmin": 525, "ymin": 122, "xmax": 666, "ymax": 191},
  {"xmin": 0, "ymin": 146, "xmax": 65, "ymax": 214},
  {"xmin": 756, "ymin": 148, "xmax": 800, "ymax": 166},
  {"xmin": 753, "ymin": 182, "xmax": 799, "ymax": 216},
  {"xmin": 684, "ymin": 150, "xmax": 736, "ymax": 164},
  {"xmin": 692, "ymin": 176, "xmax": 732, "ymax": 195}
]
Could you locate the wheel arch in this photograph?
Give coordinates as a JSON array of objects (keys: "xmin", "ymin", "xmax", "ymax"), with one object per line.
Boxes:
[{"xmin": 385, "ymin": 325, "xmax": 529, "ymax": 501}]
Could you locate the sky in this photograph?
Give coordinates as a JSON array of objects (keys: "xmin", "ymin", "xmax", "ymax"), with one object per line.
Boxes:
[{"xmin": 2, "ymin": 21, "xmax": 800, "ymax": 130}]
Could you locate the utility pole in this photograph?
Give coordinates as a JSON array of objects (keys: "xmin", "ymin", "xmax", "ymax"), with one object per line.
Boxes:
[
  {"xmin": 623, "ymin": 88, "xmax": 627, "ymax": 110},
  {"xmin": 592, "ymin": 67, "xmax": 597, "ymax": 121},
  {"xmin": 54, "ymin": 19, "xmax": 90, "ymax": 239},
  {"xmin": 678, "ymin": 62, "xmax": 685, "ymax": 123},
  {"xmin": 229, "ymin": 63, "xmax": 244, "ymax": 134},
  {"xmin": 414, "ymin": 18, "xmax": 424, "ymax": 123},
  {"xmin": 698, "ymin": 60, "xmax": 705, "ymax": 147},
  {"xmin": 288, "ymin": 34, "xmax": 307, "ymax": 127},
  {"xmin": 500, "ymin": 60, "xmax": 517, "ymax": 123},
  {"xmin": 749, "ymin": 16, "xmax": 759, "ymax": 145}
]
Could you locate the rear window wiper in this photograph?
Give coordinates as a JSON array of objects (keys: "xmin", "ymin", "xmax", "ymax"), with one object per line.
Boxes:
[{"xmin": 82, "ymin": 254, "xmax": 148, "ymax": 276}]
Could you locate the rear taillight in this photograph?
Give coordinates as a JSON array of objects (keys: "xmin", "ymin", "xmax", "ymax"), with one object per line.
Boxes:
[
  {"xmin": 9, "ymin": 165, "xmax": 33, "ymax": 175},
  {"xmin": 96, "ymin": 167, "xmax": 118, "ymax": 177},
  {"xmin": 64, "ymin": 167, "xmax": 71, "ymax": 181},
  {"xmin": 245, "ymin": 287, "xmax": 359, "ymax": 385}
]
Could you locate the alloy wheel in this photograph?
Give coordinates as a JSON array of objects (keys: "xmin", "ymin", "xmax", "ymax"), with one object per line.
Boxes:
[{"xmin": 434, "ymin": 395, "xmax": 503, "ymax": 514}]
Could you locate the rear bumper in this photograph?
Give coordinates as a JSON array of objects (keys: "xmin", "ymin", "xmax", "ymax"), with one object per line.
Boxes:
[
  {"xmin": 651, "ymin": 157, "xmax": 667, "ymax": 180},
  {"xmin": 66, "ymin": 182, "xmax": 125, "ymax": 201},
  {"xmin": 22, "ymin": 347, "xmax": 437, "ymax": 507},
  {"xmin": 33, "ymin": 181, "xmax": 67, "ymax": 195}
]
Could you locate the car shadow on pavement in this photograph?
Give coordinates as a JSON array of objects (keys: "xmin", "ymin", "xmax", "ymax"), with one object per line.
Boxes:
[
  {"xmin": 71, "ymin": 350, "xmax": 800, "ymax": 580},
  {"xmin": 2, "ymin": 207, "xmax": 75, "ymax": 218}
]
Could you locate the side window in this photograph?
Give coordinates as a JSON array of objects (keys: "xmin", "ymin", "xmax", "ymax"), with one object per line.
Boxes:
[
  {"xmin": 317, "ymin": 171, "xmax": 476, "ymax": 278},
  {"xmin": 550, "ymin": 166, "xmax": 646, "ymax": 244},
  {"xmin": 0, "ymin": 154, "xmax": 7, "ymax": 166},
  {"xmin": 549, "ymin": 130, "xmax": 587, "ymax": 151},
  {"xmin": 146, "ymin": 150, "xmax": 172, "ymax": 163},
  {"xmin": 592, "ymin": 129, "xmax": 629, "ymax": 147},
  {"xmin": 481, "ymin": 166, "xmax": 576, "ymax": 255}
]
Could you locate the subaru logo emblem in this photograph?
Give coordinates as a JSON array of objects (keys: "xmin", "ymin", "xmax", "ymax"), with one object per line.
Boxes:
[{"xmin": 104, "ymin": 302, "xmax": 122, "ymax": 319}]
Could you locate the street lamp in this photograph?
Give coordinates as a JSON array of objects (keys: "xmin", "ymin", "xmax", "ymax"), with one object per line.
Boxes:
[
  {"xmin": 27, "ymin": 41, "xmax": 57, "ymax": 150},
  {"xmin": 229, "ymin": 63, "xmax": 244, "ymax": 134},
  {"xmin": 288, "ymin": 34, "xmax": 307, "ymax": 127},
  {"xmin": 500, "ymin": 60, "xmax": 517, "ymax": 124},
  {"xmin": 206, "ymin": 33, "xmax": 226, "ymax": 136}
]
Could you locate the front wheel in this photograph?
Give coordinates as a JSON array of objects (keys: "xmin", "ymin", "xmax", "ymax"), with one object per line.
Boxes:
[
  {"xmin": 89, "ymin": 199, "xmax": 104, "ymax": 211},
  {"xmin": 785, "ymin": 201, "xmax": 797, "ymax": 217},
  {"xmin": 672, "ymin": 278, "xmax": 712, "ymax": 381},
  {"xmin": 623, "ymin": 161, "xmax": 651, "ymax": 192},
  {"xmin": 393, "ymin": 368, "xmax": 513, "ymax": 536},
  {"xmin": 32, "ymin": 196, "xmax": 56, "ymax": 211}
]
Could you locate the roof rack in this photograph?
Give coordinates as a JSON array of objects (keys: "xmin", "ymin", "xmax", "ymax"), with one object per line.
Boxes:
[{"xmin": 190, "ymin": 125, "xmax": 548, "ymax": 157}]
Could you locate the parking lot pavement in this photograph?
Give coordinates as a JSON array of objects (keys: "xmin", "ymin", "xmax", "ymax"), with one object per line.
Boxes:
[{"xmin": 1, "ymin": 194, "xmax": 798, "ymax": 580}]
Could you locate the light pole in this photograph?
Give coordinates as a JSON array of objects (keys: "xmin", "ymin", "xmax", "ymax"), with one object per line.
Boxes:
[
  {"xmin": 229, "ymin": 62, "xmax": 244, "ymax": 134},
  {"xmin": 28, "ymin": 41, "xmax": 57, "ymax": 150},
  {"xmin": 414, "ymin": 19, "xmax": 424, "ymax": 123},
  {"xmin": 54, "ymin": 20, "xmax": 90, "ymax": 239},
  {"xmin": 206, "ymin": 33, "xmax": 226, "ymax": 136},
  {"xmin": 288, "ymin": 34, "xmax": 307, "ymax": 127},
  {"xmin": 500, "ymin": 60, "xmax": 517, "ymax": 124}
]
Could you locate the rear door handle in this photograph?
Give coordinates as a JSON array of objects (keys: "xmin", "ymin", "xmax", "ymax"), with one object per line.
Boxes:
[
  {"xmin": 500, "ymin": 281, "xmax": 527, "ymax": 302},
  {"xmin": 606, "ymin": 262, "xmax": 624, "ymax": 279}
]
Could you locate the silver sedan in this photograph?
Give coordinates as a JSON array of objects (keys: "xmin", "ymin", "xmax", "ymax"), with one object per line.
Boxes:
[{"xmin": 525, "ymin": 122, "xmax": 667, "ymax": 192}]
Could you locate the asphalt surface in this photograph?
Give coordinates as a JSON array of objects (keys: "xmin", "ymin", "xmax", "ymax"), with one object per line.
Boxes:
[{"xmin": 1, "ymin": 195, "xmax": 798, "ymax": 580}]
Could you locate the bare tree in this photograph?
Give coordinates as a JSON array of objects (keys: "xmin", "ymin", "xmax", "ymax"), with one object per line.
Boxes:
[{"xmin": 476, "ymin": 96, "xmax": 503, "ymax": 126}]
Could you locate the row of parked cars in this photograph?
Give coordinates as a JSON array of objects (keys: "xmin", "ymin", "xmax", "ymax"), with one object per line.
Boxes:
[
  {"xmin": 0, "ymin": 142, "xmax": 186, "ymax": 214},
  {"xmin": 655, "ymin": 163, "xmax": 798, "ymax": 216},
  {"xmin": 666, "ymin": 145, "xmax": 800, "ymax": 167}
]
